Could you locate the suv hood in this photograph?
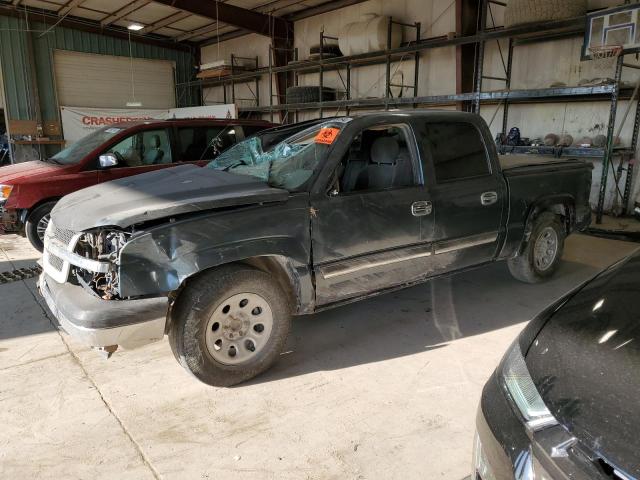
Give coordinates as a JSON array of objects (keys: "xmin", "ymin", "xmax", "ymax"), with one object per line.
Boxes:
[
  {"xmin": 0, "ymin": 160, "xmax": 65, "ymax": 183},
  {"xmin": 52, "ymin": 164, "xmax": 289, "ymax": 231},
  {"xmin": 525, "ymin": 252, "xmax": 640, "ymax": 478}
]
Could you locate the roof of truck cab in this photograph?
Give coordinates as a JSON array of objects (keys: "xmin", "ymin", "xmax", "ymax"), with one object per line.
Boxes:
[{"xmin": 353, "ymin": 110, "xmax": 480, "ymax": 120}]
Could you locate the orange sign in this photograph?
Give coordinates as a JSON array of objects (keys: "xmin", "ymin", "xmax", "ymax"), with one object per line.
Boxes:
[{"xmin": 315, "ymin": 127, "xmax": 340, "ymax": 144}]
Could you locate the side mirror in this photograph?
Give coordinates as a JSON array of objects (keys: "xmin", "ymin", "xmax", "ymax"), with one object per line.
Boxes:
[{"xmin": 99, "ymin": 153, "xmax": 118, "ymax": 168}]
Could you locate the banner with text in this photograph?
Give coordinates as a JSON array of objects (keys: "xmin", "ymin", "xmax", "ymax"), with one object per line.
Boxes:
[{"xmin": 60, "ymin": 104, "xmax": 237, "ymax": 144}]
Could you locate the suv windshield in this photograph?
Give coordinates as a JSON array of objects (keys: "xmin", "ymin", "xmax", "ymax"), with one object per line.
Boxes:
[
  {"xmin": 49, "ymin": 126, "xmax": 127, "ymax": 165},
  {"xmin": 207, "ymin": 120, "xmax": 348, "ymax": 191}
]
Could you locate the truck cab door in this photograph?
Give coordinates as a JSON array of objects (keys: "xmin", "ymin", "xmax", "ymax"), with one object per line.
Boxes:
[
  {"xmin": 417, "ymin": 121, "xmax": 505, "ymax": 273},
  {"xmin": 310, "ymin": 122, "xmax": 434, "ymax": 306}
]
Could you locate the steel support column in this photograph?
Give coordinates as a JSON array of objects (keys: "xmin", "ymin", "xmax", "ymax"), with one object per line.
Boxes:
[{"xmin": 596, "ymin": 55, "xmax": 624, "ymax": 224}]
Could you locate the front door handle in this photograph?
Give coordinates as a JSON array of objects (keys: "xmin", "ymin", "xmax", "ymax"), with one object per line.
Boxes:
[
  {"xmin": 481, "ymin": 191, "xmax": 498, "ymax": 206},
  {"xmin": 411, "ymin": 201, "xmax": 432, "ymax": 216}
]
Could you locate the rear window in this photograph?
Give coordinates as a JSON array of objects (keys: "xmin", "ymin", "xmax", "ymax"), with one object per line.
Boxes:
[{"xmin": 422, "ymin": 123, "xmax": 490, "ymax": 182}]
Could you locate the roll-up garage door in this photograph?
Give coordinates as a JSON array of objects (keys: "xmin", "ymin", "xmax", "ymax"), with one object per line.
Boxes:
[{"xmin": 53, "ymin": 50, "xmax": 176, "ymax": 109}]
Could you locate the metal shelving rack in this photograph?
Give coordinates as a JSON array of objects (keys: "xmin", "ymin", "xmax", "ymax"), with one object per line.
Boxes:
[
  {"xmin": 178, "ymin": 0, "xmax": 640, "ymax": 222},
  {"xmin": 199, "ymin": 54, "xmax": 261, "ymax": 109},
  {"xmin": 180, "ymin": 14, "xmax": 590, "ymax": 114}
]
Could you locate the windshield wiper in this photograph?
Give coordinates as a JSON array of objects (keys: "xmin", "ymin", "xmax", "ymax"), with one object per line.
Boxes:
[
  {"xmin": 222, "ymin": 159, "xmax": 248, "ymax": 172},
  {"xmin": 45, "ymin": 157, "xmax": 62, "ymax": 165}
]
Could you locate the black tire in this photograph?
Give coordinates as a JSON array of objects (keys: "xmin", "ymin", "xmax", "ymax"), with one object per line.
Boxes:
[
  {"xmin": 507, "ymin": 212, "xmax": 565, "ymax": 284},
  {"xmin": 25, "ymin": 201, "xmax": 56, "ymax": 252},
  {"xmin": 309, "ymin": 44, "xmax": 342, "ymax": 56},
  {"xmin": 285, "ymin": 86, "xmax": 336, "ymax": 104},
  {"xmin": 169, "ymin": 264, "xmax": 292, "ymax": 387}
]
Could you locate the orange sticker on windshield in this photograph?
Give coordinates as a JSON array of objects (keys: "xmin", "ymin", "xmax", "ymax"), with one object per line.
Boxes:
[{"xmin": 315, "ymin": 127, "xmax": 340, "ymax": 144}]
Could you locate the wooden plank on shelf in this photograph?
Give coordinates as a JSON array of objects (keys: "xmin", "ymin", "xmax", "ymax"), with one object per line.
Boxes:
[
  {"xmin": 197, "ymin": 68, "xmax": 233, "ymax": 79},
  {"xmin": 8, "ymin": 119, "xmax": 37, "ymax": 136}
]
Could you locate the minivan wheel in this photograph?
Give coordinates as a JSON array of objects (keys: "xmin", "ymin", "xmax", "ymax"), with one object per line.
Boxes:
[
  {"xmin": 169, "ymin": 264, "xmax": 291, "ymax": 387},
  {"xmin": 508, "ymin": 212, "xmax": 565, "ymax": 284},
  {"xmin": 25, "ymin": 201, "xmax": 56, "ymax": 252}
]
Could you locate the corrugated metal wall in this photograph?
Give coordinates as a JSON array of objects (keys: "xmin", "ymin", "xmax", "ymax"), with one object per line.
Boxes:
[
  {"xmin": 0, "ymin": 15, "xmax": 33, "ymax": 121},
  {"xmin": 0, "ymin": 14, "xmax": 198, "ymax": 122}
]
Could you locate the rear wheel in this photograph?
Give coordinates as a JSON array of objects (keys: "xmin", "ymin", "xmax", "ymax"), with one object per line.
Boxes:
[
  {"xmin": 25, "ymin": 201, "xmax": 56, "ymax": 252},
  {"xmin": 169, "ymin": 264, "xmax": 291, "ymax": 387},
  {"xmin": 508, "ymin": 212, "xmax": 565, "ymax": 283}
]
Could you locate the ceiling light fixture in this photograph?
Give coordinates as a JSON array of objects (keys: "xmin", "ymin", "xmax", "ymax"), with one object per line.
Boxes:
[{"xmin": 127, "ymin": 23, "xmax": 144, "ymax": 31}]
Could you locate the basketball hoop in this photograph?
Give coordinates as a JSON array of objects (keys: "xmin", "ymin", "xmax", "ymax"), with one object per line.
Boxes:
[{"xmin": 588, "ymin": 45, "xmax": 623, "ymax": 73}]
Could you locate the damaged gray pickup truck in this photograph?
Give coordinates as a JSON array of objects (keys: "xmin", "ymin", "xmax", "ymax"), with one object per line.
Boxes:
[{"xmin": 39, "ymin": 112, "xmax": 593, "ymax": 386}]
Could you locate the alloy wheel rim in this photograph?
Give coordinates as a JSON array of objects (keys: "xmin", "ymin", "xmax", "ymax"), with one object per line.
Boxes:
[
  {"xmin": 36, "ymin": 214, "xmax": 51, "ymax": 242},
  {"xmin": 533, "ymin": 226, "xmax": 558, "ymax": 271},
  {"xmin": 204, "ymin": 292, "xmax": 274, "ymax": 365}
]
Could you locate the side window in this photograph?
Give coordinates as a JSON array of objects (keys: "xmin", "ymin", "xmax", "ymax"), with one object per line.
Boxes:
[
  {"xmin": 241, "ymin": 125, "xmax": 265, "ymax": 138},
  {"xmin": 178, "ymin": 126, "xmax": 238, "ymax": 161},
  {"xmin": 423, "ymin": 122, "xmax": 490, "ymax": 183},
  {"xmin": 338, "ymin": 124, "xmax": 418, "ymax": 194},
  {"xmin": 140, "ymin": 129, "xmax": 172, "ymax": 165},
  {"xmin": 105, "ymin": 129, "xmax": 171, "ymax": 167}
]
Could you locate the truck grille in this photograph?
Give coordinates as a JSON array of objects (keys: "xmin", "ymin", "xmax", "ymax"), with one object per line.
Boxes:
[
  {"xmin": 48, "ymin": 253, "xmax": 64, "ymax": 271},
  {"xmin": 52, "ymin": 225, "xmax": 76, "ymax": 246},
  {"xmin": 43, "ymin": 222, "xmax": 80, "ymax": 284}
]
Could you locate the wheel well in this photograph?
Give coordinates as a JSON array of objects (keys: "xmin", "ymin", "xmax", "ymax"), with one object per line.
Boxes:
[
  {"xmin": 169, "ymin": 255, "xmax": 300, "ymax": 326},
  {"xmin": 529, "ymin": 201, "xmax": 575, "ymax": 235},
  {"xmin": 25, "ymin": 198, "xmax": 60, "ymax": 221},
  {"xmin": 237, "ymin": 256, "xmax": 298, "ymax": 310}
]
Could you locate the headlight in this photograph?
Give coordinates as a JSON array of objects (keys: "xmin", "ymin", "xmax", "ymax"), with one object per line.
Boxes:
[
  {"xmin": 0, "ymin": 184, "xmax": 13, "ymax": 201},
  {"xmin": 501, "ymin": 342, "xmax": 558, "ymax": 431}
]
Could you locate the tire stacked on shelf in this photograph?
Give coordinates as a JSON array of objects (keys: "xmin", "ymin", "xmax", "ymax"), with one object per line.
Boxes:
[
  {"xmin": 285, "ymin": 86, "xmax": 337, "ymax": 104},
  {"xmin": 504, "ymin": 0, "xmax": 586, "ymax": 28}
]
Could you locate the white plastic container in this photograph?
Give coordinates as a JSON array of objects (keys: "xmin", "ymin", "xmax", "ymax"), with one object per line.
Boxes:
[{"xmin": 339, "ymin": 15, "xmax": 402, "ymax": 56}]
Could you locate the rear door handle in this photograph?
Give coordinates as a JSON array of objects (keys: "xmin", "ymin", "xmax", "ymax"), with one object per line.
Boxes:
[
  {"xmin": 411, "ymin": 201, "xmax": 432, "ymax": 216},
  {"xmin": 481, "ymin": 191, "xmax": 498, "ymax": 206}
]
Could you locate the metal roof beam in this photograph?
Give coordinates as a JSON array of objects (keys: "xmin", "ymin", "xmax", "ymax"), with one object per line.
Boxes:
[
  {"xmin": 142, "ymin": 10, "xmax": 191, "ymax": 33},
  {"xmin": 175, "ymin": 22, "xmax": 219, "ymax": 42},
  {"xmin": 198, "ymin": 0, "xmax": 369, "ymax": 47},
  {"xmin": 100, "ymin": 0, "xmax": 151, "ymax": 27},
  {"xmin": 286, "ymin": 0, "xmax": 369, "ymax": 21},
  {"xmin": 57, "ymin": 0, "xmax": 86, "ymax": 17},
  {"xmin": 153, "ymin": 0, "xmax": 292, "ymax": 39},
  {"xmin": 0, "ymin": 4, "xmax": 195, "ymax": 51}
]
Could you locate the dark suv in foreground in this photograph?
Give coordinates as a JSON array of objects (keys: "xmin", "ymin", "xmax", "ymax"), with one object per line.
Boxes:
[{"xmin": 474, "ymin": 251, "xmax": 640, "ymax": 480}]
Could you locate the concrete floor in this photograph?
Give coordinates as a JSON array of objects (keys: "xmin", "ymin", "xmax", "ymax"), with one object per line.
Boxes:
[{"xmin": 0, "ymin": 234, "xmax": 637, "ymax": 480}]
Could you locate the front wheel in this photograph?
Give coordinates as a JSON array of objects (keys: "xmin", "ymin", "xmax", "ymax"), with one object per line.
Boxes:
[
  {"xmin": 25, "ymin": 201, "xmax": 56, "ymax": 252},
  {"xmin": 508, "ymin": 212, "xmax": 565, "ymax": 283},
  {"xmin": 169, "ymin": 264, "xmax": 292, "ymax": 387}
]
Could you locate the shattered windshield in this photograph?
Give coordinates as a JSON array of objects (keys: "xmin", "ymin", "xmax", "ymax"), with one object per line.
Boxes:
[{"xmin": 207, "ymin": 121, "xmax": 347, "ymax": 191}]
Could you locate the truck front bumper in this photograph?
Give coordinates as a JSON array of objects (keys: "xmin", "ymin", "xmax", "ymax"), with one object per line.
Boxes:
[
  {"xmin": 38, "ymin": 273, "xmax": 168, "ymax": 349},
  {"xmin": 0, "ymin": 205, "xmax": 22, "ymax": 234}
]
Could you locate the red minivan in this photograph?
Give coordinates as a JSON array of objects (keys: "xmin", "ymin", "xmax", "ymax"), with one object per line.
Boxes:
[{"xmin": 0, "ymin": 118, "xmax": 273, "ymax": 251}]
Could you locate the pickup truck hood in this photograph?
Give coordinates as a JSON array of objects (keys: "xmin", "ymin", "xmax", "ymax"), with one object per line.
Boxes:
[
  {"xmin": 0, "ymin": 160, "xmax": 67, "ymax": 183},
  {"xmin": 526, "ymin": 252, "xmax": 640, "ymax": 478},
  {"xmin": 52, "ymin": 164, "xmax": 289, "ymax": 231}
]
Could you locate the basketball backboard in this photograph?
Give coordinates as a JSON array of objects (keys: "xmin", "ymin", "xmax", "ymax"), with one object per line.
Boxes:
[{"xmin": 582, "ymin": 4, "xmax": 640, "ymax": 60}]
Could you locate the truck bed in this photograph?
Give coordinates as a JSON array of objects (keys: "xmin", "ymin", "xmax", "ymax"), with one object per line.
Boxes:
[{"xmin": 499, "ymin": 154, "xmax": 591, "ymax": 175}]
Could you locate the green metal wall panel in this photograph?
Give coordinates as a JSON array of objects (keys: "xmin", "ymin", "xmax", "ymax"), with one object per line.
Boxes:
[
  {"xmin": 0, "ymin": 16, "xmax": 197, "ymax": 123},
  {"xmin": 0, "ymin": 15, "xmax": 34, "ymax": 120}
]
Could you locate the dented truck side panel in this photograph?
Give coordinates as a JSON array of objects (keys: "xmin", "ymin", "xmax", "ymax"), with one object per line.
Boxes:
[{"xmin": 117, "ymin": 194, "xmax": 314, "ymax": 310}]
